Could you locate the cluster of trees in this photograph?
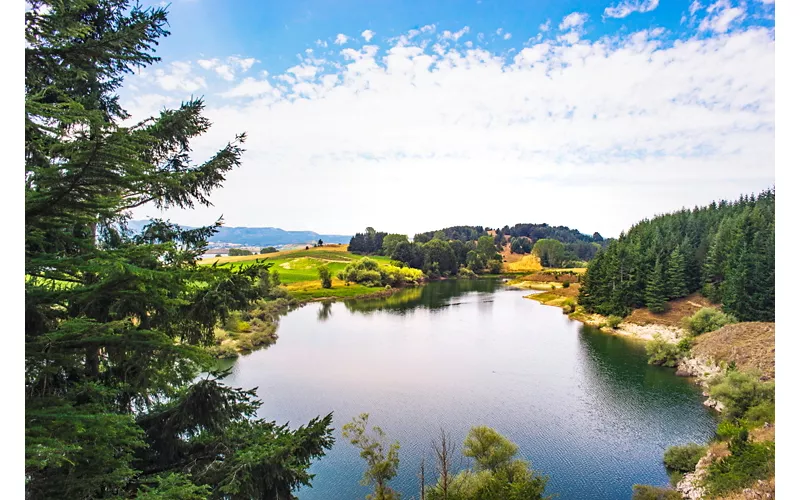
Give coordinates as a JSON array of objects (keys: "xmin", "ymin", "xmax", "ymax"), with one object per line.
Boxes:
[
  {"xmin": 348, "ymin": 227, "xmax": 388, "ymax": 254},
  {"xmin": 496, "ymin": 224, "xmax": 604, "ymax": 261},
  {"xmin": 24, "ymin": 2, "xmax": 334, "ymax": 497},
  {"xmin": 338, "ymin": 258, "xmax": 425, "ymax": 287},
  {"xmin": 579, "ymin": 190, "xmax": 775, "ymax": 321},
  {"xmin": 349, "ymin": 227, "xmax": 503, "ymax": 277},
  {"xmin": 343, "ymin": 414, "xmax": 549, "ymax": 500},
  {"xmin": 392, "ymin": 236, "xmax": 502, "ymax": 277},
  {"xmin": 229, "ymin": 248, "xmax": 253, "ymax": 256},
  {"xmin": 498, "ymin": 223, "xmax": 604, "ymax": 245},
  {"xmin": 414, "ymin": 226, "xmax": 487, "ymax": 244},
  {"xmin": 261, "ymin": 246, "xmax": 278, "ymax": 253}
]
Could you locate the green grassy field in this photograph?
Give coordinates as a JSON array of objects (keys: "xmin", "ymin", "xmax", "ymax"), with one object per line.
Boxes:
[{"xmin": 199, "ymin": 245, "xmax": 394, "ymax": 298}]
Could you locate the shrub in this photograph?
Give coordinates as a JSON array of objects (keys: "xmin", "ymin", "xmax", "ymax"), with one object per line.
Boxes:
[
  {"xmin": 676, "ymin": 336, "xmax": 693, "ymax": 354},
  {"xmin": 683, "ymin": 307, "xmax": 737, "ymax": 336},
  {"xmin": 228, "ymin": 248, "xmax": 253, "ymax": 256},
  {"xmin": 645, "ymin": 335, "xmax": 686, "ymax": 367},
  {"xmin": 551, "ymin": 284, "xmax": 556, "ymax": 290},
  {"xmin": 318, "ymin": 266, "xmax": 332, "ymax": 289},
  {"xmin": 703, "ymin": 440, "xmax": 775, "ymax": 497},
  {"xmin": 486, "ymin": 259, "xmax": 502, "ymax": 274},
  {"xmin": 607, "ymin": 315, "xmax": 623, "ymax": 329},
  {"xmin": 260, "ymin": 246, "xmax": 278, "ymax": 254},
  {"xmin": 457, "ymin": 267, "xmax": 478, "ymax": 279},
  {"xmin": 663, "ymin": 443, "xmax": 707, "ymax": 474},
  {"xmin": 708, "ymin": 370, "xmax": 775, "ymax": 421},
  {"xmin": 716, "ymin": 420, "xmax": 746, "ymax": 440},
  {"xmin": 631, "ymin": 484, "xmax": 682, "ymax": 500},
  {"xmin": 744, "ymin": 401, "xmax": 775, "ymax": 425},
  {"xmin": 562, "ymin": 281, "xmax": 570, "ymax": 288},
  {"xmin": 562, "ymin": 298, "xmax": 576, "ymax": 314}
]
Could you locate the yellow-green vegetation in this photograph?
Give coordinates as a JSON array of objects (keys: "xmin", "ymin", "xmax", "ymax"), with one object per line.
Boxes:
[
  {"xmin": 199, "ymin": 245, "xmax": 402, "ymax": 301},
  {"xmin": 683, "ymin": 307, "xmax": 738, "ymax": 336},
  {"xmin": 210, "ymin": 298, "xmax": 297, "ymax": 358}
]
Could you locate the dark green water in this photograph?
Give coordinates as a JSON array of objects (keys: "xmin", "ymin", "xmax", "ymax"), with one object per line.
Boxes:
[{"xmin": 222, "ymin": 279, "xmax": 716, "ymax": 499}]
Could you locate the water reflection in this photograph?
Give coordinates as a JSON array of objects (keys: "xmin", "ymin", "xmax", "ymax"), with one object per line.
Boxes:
[
  {"xmin": 224, "ymin": 279, "xmax": 716, "ymax": 500},
  {"xmin": 341, "ymin": 278, "xmax": 501, "ymax": 316}
]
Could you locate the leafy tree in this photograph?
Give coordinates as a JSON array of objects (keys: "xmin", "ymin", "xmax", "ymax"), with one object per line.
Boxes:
[
  {"xmin": 391, "ymin": 241, "xmax": 425, "ymax": 270},
  {"xmin": 318, "ymin": 238, "xmax": 323, "ymax": 247},
  {"xmin": 261, "ymin": 246, "xmax": 278, "ymax": 253},
  {"xmin": 532, "ymin": 239, "xmax": 565, "ymax": 268},
  {"xmin": 318, "ymin": 265, "xmax": 332, "ymax": 288},
  {"xmin": 24, "ymin": 1, "xmax": 334, "ymax": 497},
  {"xmin": 463, "ymin": 426, "xmax": 518, "ymax": 473},
  {"xmin": 466, "ymin": 250, "xmax": 487, "ymax": 274},
  {"xmin": 423, "ymin": 239, "xmax": 458, "ymax": 276},
  {"xmin": 425, "ymin": 426, "xmax": 549, "ymax": 500},
  {"xmin": 342, "ymin": 414, "xmax": 401, "ymax": 500},
  {"xmin": 382, "ymin": 234, "xmax": 409, "ymax": 256}
]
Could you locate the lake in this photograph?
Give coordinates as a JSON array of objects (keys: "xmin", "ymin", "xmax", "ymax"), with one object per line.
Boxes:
[{"xmin": 222, "ymin": 279, "xmax": 716, "ymax": 499}]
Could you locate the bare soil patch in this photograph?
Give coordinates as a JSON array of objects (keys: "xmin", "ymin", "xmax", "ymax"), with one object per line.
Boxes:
[
  {"xmin": 692, "ymin": 322, "xmax": 775, "ymax": 379},
  {"xmin": 626, "ymin": 293, "xmax": 717, "ymax": 327}
]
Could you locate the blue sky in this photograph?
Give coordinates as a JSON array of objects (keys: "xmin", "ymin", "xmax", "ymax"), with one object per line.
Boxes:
[{"xmin": 124, "ymin": 0, "xmax": 776, "ymax": 237}]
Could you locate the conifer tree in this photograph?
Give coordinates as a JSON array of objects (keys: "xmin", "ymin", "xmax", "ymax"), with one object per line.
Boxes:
[
  {"xmin": 25, "ymin": 1, "xmax": 333, "ymax": 497},
  {"xmin": 645, "ymin": 258, "xmax": 668, "ymax": 313},
  {"xmin": 666, "ymin": 247, "xmax": 688, "ymax": 299}
]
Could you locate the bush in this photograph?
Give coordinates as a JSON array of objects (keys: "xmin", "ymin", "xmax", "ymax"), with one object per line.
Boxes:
[
  {"xmin": 562, "ymin": 281, "xmax": 570, "ymax": 288},
  {"xmin": 663, "ymin": 443, "xmax": 707, "ymax": 473},
  {"xmin": 703, "ymin": 440, "xmax": 775, "ymax": 497},
  {"xmin": 457, "ymin": 267, "xmax": 478, "ymax": 279},
  {"xmin": 646, "ymin": 335, "xmax": 684, "ymax": 367},
  {"xmin": 607, "ymin": 315, "xmax": 623, "ymax": 329},
  {"xmin": 716, "ymin": 420, "xmax": 746, "ymax": 440},
  {"xmin": 708, "ymin": 370, "xmax": 775, "ymax": 421},
  {"xmin": 683, "ymin": 307, "xmax": 737, "ymax": 336},
  {"xmin": 562, "ymin": 298, "xmax": 576, "ymax": 314},
  {"xmin": 260, "ymin": 246, "xmax": 278, "ymax": 254},
  {"xmin": 318, "ymin": 266, "xmax": 332, "ymax": 289},
  {"xmin": 631, "ymin": 484, "xmax": 682, "ymax": 500},
  {"xmin": 486, "ymin": 259, "xmax": 502, "ymax": 274}
]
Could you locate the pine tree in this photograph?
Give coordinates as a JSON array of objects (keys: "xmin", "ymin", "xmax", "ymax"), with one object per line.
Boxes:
[
  {"xmin": 25, "ymin": 1, "xmax": 333, "ymax": 497},
  {"xmin": 666, "ymin": 247, "xmax": 688, "ymax": 299},
  {"xmin": 645, "ymin": 258, "xmax": 668, "ymax": 313}
]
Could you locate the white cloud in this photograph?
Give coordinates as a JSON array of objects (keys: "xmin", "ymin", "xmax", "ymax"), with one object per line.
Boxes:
[
  {"xmin": 316, "ymin": 39, "xmax": 328, "ymax": 47},
  {"xmin": 362, "ymin": 29, "xmax": 375, "ymax": 41},
  {"xmin": 441, "ymin": 26, "xmax": 470, "ymax": 41},
  {"xmin": 689, "ymin": 1, "xmax": 702, "ymax": 15},
  {"xmin": 503, "ymin": 33, "xmax": 512, "ymax": 40},
  {"xmin": 496, "ymin": 28, "xmax": 504, "ymax": 35},
  {"xmin": 125, "ymin": 24, "xmax": 775, "ymax": 238},
  {"xmin": 539, "ymin": 20, "xmax": 551, "ymax": 32},
  {"xmin": 603, "ymin": 0, "xmax": 659, "ymax": 19},
  {"xmin": 699, "ymin": 2, "xmax": 746, "ymax": 33},
  {"xmin": 334, "ymin": 33, "xmax": 349, "ymax": 45},
  {"xmin": 420, "ymin": 24, "xmax": 436, "ymax": 33},
  {"xmin": 197, "ymin": 56, "xmax": 256, "ymax": 81},
  {"xmin": 220, "ymin": 77, "xmax": 276, "ymax": 98},
  {"xmin": 150, "ymin": 61, "xmax": 206, "ymax": 92},
  {"xmin": 559, "ymin": 12, "xmax": 589, "ymax": 31}
]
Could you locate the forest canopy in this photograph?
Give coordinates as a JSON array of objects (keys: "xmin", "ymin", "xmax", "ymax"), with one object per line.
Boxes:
[{"xmin": 578, "ymin": 189, "xmax": 775, "ymax": 321}]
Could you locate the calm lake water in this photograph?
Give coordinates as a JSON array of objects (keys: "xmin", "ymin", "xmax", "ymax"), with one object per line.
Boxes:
[{"xmin": 222, "ymin": 279, "xmax": 716, "ymax": 499}]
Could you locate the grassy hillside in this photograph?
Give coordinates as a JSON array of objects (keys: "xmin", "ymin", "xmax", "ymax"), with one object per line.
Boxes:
[{"xmin": 199, "ymin": 244, "xmax": 395, "ymax": 298}]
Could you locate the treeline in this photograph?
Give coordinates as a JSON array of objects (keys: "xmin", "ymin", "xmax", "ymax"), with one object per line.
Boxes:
[
  {"xmin": 579, "ymin": 189, "xmax": 775, "ymax": 321},
  {"xmin": 348, "ymin": 228, "xmax": 503, "ymax": 277},
  {"xmin": 413, "ymin": 225, "xmax": 487, "ymax": 243}
]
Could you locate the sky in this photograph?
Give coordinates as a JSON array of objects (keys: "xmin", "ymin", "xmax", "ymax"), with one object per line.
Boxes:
[{"xmin": 122, "ymin": 0, "xmax": 776, "ymax": 238}]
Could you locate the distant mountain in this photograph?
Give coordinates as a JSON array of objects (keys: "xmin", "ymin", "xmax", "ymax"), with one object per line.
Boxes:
[{"xmin": 127, "ymin": 220, "xmax": 352, "ymax": 246}]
